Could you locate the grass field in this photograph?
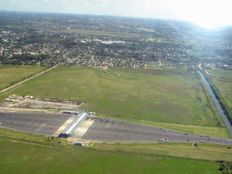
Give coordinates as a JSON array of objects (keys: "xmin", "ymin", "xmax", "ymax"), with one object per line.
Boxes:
[
  {"xmin": 208, "ymin": 69, "xmax": 232, "ymax": 111},
  {"xmin": 62, "ymin": 28, "xmax": 141, "ymax": 38},
  {"xmin": 144, "ymin": 121, "xmax": 229, "ymax": 138},
  {"xmin": 0, "ymin": 128, "xmax": 231, "ymax": 174},
  {"xmin": 93, "ymin": 143, "xmax": 232, "ymax": 162},
  {"xmin": 0, "ymin": 66, "xmax": 227, "ymax": 137},
  {"xmin": 0, "ymin": 65, "xmax": 46, "ymax": 91}
]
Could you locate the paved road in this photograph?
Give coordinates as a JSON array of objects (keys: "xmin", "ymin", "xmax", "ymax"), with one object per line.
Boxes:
[
  {"xmin": 0, "ymin": 112, "xmax": 70, "ymax": 135},
  {"xmin": 81, "ymin": 118, "xmax": 232, "ymax": 145},
  {"xmin": 1, "ymin": 112, "xmax": 232, "ymax": 145}
]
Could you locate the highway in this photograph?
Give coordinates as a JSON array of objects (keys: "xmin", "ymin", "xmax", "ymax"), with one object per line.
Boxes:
[
  {"xmin": 0, "ymin": 112, "xmax": 70, "ymax": 135},
  {"xmin": 81, "ymin": 118, "xmax": 232, "ymax": 145},
  {"xmin": 1, "ymin": 112, "xmax": 232, "ymax": 145}
]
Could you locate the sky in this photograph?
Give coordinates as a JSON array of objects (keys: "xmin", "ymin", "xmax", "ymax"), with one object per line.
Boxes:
[{"xmin": 1, "ymin": 0, "xmax": 232, "ymax": 28}]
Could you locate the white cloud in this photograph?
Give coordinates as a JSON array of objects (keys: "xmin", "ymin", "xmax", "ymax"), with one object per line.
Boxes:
[{"xmin": 0, "ymin": 0, "xmax": 232, "ymax": 28}]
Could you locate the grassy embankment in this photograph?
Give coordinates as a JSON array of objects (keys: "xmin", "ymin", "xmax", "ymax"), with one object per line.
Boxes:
[
  {"xmin": 0, "ymin": 66, "xmax": 228, "ymax": 138},
  {"xmin": 207, "ymin": 69, "xmax": 232, "ymax": 122}
]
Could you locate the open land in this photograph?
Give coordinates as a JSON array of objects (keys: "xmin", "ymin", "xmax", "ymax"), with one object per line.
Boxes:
[
  {"xmin": 0, "ymin": 65, "xmax": 46, "ymax": 91},
  {"xmin": 1, "ymin": 13, "xmax": 232, "ymax": 174},
  {"xmin": 208, "ymin": 69, "xmax": 232, "ymax": 114},
  {"xmin": 0, "ymin": 66, "xmax": 228, "ymax": 138},
  {"xmin": 0, "ymin": 128, "xmax": 232, "ymax": 174}
]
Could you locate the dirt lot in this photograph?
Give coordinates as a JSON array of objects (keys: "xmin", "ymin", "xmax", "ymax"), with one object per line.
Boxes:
[{"xmin": 1, "ymin": 94, "xmax": 82, "ymax": 112}]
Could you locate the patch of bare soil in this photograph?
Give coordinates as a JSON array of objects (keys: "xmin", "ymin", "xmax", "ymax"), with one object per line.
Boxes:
[{"xmin": 1, "ymin": 94, "xmax": 82, "ymax": 112}]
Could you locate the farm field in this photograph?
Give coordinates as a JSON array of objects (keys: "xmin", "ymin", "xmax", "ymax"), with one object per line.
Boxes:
[
  {"xmin": 0, "ymin": 128, "xmax": 231, "ymax": 174},
  {"xmin": 0, "ymin": 65, "xmax": 46, "ymax": 91},
  {"xmin": 208, "ymin": 69, "xmax": 232, "ymax": 114},
  {"xmin": 0, "ymin": 66, "xmax": 228, "ymax": 137}
]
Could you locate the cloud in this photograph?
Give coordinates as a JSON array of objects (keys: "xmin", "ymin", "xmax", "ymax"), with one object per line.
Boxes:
[
  {"xmin": 0, "ymin": 0, "xmax": 173, "ymax": 17},
  {"xmin": 1, "ymin": 0, "xmax": 232, "ymax": 27}
]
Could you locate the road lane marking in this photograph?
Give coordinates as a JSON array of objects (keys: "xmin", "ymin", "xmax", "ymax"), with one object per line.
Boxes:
[
  {"xmin": 65, "ymin": 113, "xmax": 87, "ymax": 135},
  {"xmin": 53, "ymin": 116, "xmax": 75, "ymax": 137},
  {"xmin": 37, "ymin": 123, "xmax": 47, "ymax": 133},
  {"xmin": 106, "ymin": 123, "xmax": 111, "ymax": 129},
  {"xmin": 73, "ymin": 120, "xmax": 94, "ymax": 138},
  {"xmin": 112, "ymin": 123, "xmax": 116, "ymax": 129}
]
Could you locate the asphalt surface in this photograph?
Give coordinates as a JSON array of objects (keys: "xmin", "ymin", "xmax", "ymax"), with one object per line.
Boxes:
[
  {"xmin": 0, "ymin": 112, "xmax": 70, "ymax": 135},
  {"xmin": 1, "ymin": 112, "xmax": 232, "ymax": 145},
  {"xmin": 81, "ymin": 118, "xmax": 232, "ymax": 145}
]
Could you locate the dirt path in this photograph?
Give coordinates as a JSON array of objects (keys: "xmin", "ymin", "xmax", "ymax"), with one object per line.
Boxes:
[{"xmin": 0, "ymin": 66, "xmax": 56, "ymax": 95}]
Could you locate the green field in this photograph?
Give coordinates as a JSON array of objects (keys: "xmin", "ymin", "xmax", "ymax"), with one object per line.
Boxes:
[
  {"xmin": 0, "ymin": 65, "xmax": 46, "ymax": 90},
  {"xmin": 0, "ymin": 66, "xmax": 226, "ymax": 134},
  {"xmin": 93, "ymin": 143, "xmax": 232, "ymax": 162},
  {"xmin": 62, "ymin": 28, "xmax": 141, "ymax": 38},
  {"xmin": 0, "ymin": 66, "xmax": 231, "ymax": 173},
  {"xmin": 0, "ymin": 128, "xmax": 231, "ymax": 174},
  {"xmin": 208, "ymin": 69, "xmax": 232, "ymax": 114},
  {"xmin": 0, "ymin": 66, "xmax": 228, "ymax": 137}
]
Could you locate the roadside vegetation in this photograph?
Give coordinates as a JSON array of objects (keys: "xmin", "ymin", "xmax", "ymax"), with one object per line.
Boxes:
[
  {"xmin": 93, "ymin": 143, "xmax": 232, "ymax": 162},
  {"xmin": 208, "ymin": 69, "xmax": 232, "ymax": 120},
  {"xmin": 0, "ymin": 65, "xmax": 47, "ymax": 91},
  {"xmin": 207, "ymin": 69, "xmax": 232, "ymax": 124},
  {"xmin": 143, "ymin": 121, "xmax": 229, "ymax": 138},
  {"xmin": 0, "ymin": 66, "xmax": 228, "ymax": 138},
  {"xmin": 0, "ymin": 128, "xmax": 231, "ymax": 174}
]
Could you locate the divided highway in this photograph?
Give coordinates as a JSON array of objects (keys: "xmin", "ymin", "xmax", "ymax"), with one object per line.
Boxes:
[
  {"xmin": 81, "ymin": 118, "xmax": 232, "ymax": 145},
  {"xmin": 0, "ymin": 112, "xmax": 70, "ymax": 135},
  {"xmin": 1, "ymin": 112, "xmax": 231, "ymax": 145}
]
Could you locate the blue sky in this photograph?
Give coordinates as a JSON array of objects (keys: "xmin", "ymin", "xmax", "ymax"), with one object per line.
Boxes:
[{"xmin": 1, "ymin": 0, "xmax": 232, "ymax": 28}]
